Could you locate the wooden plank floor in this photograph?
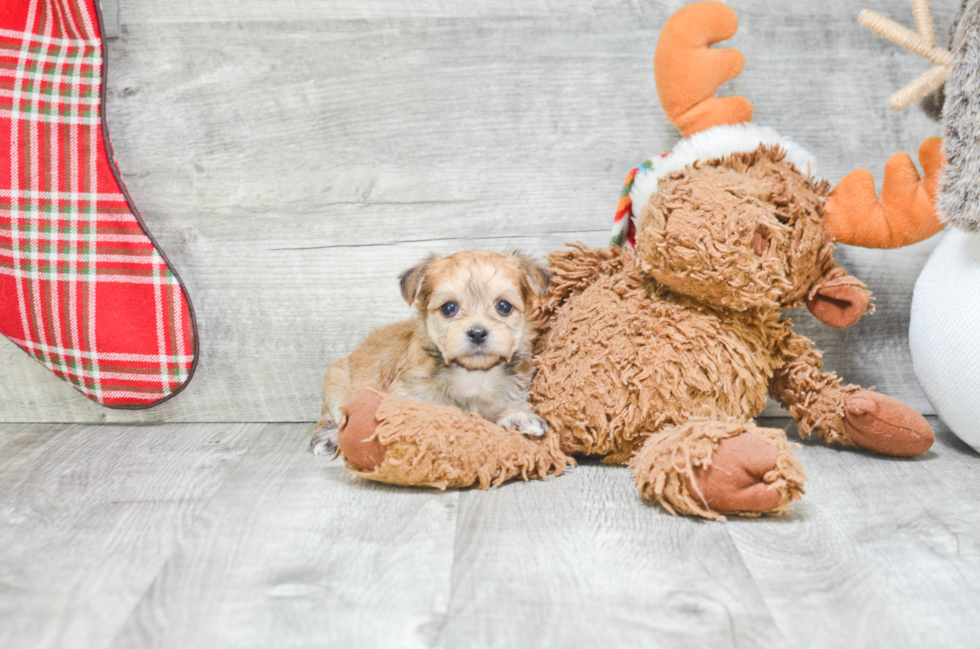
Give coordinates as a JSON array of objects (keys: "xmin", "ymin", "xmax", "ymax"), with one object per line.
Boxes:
[
  {"xmin": 4, "ymin": 1, "xmax": 979, "ymax": 647},
  {"xmin": 2, "ymin": 418, "xmax": 979, "ymax": 649}
]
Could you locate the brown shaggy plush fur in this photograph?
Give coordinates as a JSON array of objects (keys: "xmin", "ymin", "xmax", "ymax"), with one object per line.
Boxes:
[
  {"xmin": 332, "ymin": 144, "xmax": 932, "ymax": 520},
  {"xmin": 532, "ymin": 247, "xmax": 780, "ymax": 463},
  {"xmin": 325, "ymin": 0, "xmax": 942, "ymax": 518},
  {"xmin": 346, "ymin": 392, "xmax": 571, "ymax": 490},
  {"xmin": 637, "ymin": 148, "xmax": 838, "ymax": 311},
  {"xmin": 630, "ymin": 419, "xmax": 806, "ymax": 522},
  {"xmin": 531, "ymin": 149, "xmax": 865, "ymax": 468}
]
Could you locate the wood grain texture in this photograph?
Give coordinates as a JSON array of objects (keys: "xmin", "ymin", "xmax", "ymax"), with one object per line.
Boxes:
[
  {"xmin": 109, "ymin": 423, "xmax": 459, "ymax": 649},
  {"xmin": 0, "ymin": 0, "xmax": 956, "ymax": 421},
  {"xmin": 436, "ymin": 466, "xmax": 784, "ymax": 648},
  {"xmin": 101, "ymin": 0, "xmax": 120, "ymax": 37},
  {"xmin": 0, "ymin": 422, "xmax": 261, "ymax": 649},
  {"xmin": 2, "ymin": 418, "xmax": 979, "ymax": 648},
  {"xmin": 728, "ymin": 420, "xmax": 980, "ymax": 649},
  {"xmin": 112, "ymin": 0, "xmax": 953, "ymax": 23}
]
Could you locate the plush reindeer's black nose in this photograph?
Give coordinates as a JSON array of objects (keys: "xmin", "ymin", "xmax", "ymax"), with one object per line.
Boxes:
[{"xmin": 467, "ymin": 327, "xmax": 489, "ymax": 345}]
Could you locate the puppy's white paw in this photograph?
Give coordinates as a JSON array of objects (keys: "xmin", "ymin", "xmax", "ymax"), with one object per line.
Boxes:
[
  {"xmin": 310, "ymin": 424, "xmax": 339, "ymax": 456},
  {"xmin": 496, "ymin": 411, "xmax": 549, "ymax": 439}
]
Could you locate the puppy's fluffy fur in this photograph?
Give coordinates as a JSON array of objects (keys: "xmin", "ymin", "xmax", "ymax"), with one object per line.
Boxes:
[{"xmin": 311, "ymin": 250, "xmax": 551, "ymax": 456}]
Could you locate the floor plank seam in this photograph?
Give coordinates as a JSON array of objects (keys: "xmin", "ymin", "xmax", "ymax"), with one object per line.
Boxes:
[
  {"xmin": 708, "ymin": 522, "xmax": 792, "ymax": 646},
  {"xmin": 427, "ymin": 492, "xmax": 464, "ymax": 649},
  {"xmin": 99, "ymin": 423, "xmax": 269, "ymax": 649}
]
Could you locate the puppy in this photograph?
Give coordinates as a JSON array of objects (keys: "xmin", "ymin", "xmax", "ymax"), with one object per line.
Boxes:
[{"xmin": 311, "ymin": 250, "xmax": 552, "ymax": 456}]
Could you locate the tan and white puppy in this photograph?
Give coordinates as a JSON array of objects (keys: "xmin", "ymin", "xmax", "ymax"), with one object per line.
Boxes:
[{"xmin": 311, "ymin": 250, "xmax": 551, "ymax": 456}]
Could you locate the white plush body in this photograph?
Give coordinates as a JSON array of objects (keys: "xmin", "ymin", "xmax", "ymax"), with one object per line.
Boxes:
[{"xmin": 910, "ymin": 228, "xmax": 980, "ymax": 450}]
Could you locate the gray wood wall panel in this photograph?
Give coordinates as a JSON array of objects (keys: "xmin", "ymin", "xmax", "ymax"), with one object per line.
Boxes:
[{"xmin": 0, "ymin": 1, "xmax": 954, "ymax": 422}]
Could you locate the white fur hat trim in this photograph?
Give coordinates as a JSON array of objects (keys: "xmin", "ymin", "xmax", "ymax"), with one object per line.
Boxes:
[{"xmin": 628, "ymin": 123, "xmax": 819, "ymax": 214}]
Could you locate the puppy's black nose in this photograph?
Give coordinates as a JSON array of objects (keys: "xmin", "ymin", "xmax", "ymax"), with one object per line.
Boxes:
[{"xmin": 466, "ymin": 327, "xmax": 489, "ymax": 345}]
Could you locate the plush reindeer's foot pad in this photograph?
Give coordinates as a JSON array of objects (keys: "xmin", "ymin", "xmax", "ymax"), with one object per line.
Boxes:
[
  {"xmin": 338, "ymin": 392, "xmax": 573, "ymax": 489},
  {"xmin": 844, "ymin": 390, "xmax": 934, "ymax": 457},
  {"xmin": 630, "ymin": 420, "xmax": 806, "ymax": 521},
  {"xmin": 692, "ymin": 433, "xmax": 783, "ymax": 514},
  {"xmin": 336, "ymin": 393, "xmax": 386, "ymax": 468}
]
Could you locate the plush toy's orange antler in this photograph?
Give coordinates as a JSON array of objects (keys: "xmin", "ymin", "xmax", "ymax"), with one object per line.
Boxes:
[
  {"xmin": 654, "ymin": 1, "xmax": 753, "ymax": 137},
  {"xmin": 824, "ymin": 138, "xmax": 945, "ymax": 248},
  {"xmin": 824, "ymin": 1, "xmax": 948, "ymax": 249}
]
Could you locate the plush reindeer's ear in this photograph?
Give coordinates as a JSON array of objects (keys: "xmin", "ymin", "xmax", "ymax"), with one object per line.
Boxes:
[
  {"xmin": 508, "ymin": 251, "xmax": 552, "ymax": 299},
  {"xmin": 806, "ymin": 277, "xmax": 873, "ymax": 329},
  {"xmin": 399, "ymin": 254, "xmax": 440, "ymax": 306}
]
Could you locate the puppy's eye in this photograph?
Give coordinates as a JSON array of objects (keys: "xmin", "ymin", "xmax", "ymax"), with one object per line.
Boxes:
[
  {"xmin": 495, "ymin": 299, "xmax": 513, "ymax": 316},
  {"xmin": 440, "ymin": 301, "xmax": 458, "ymax": 317}
]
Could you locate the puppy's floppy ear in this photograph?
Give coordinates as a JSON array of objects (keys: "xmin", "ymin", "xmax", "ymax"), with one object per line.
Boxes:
[
  {"xmin": 508, "ymin": 251, "xmax": 552, "ymax": 299},
  {"xmin": 399, "ymin": 253, "xmax": 441, "ymax": 306}
]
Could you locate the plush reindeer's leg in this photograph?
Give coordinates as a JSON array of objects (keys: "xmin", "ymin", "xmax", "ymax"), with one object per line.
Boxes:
[
  {"xmin": 336, "ymin": 392, "xmax": 572, "ymax": 489},
  {"xmin": 630, "ymin": 420, "xmax": 806, "ymax": 521},
  {"xmin": 770, "ymin": 333, "xmax": 934, "ymax": 456}
]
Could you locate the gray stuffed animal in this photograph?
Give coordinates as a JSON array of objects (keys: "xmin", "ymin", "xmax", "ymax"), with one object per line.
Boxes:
[
  {"xmin": 925, "ymin": 0, "xmax": 980, "ymax": 230},
  {"xmin": 861, "ymin": 0, "xmax": 980, "ymax": 447}
]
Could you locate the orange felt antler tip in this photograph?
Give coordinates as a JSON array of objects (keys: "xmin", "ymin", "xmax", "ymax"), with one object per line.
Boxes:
[
  {"xmin": 654, "ymin": 1, "xmax": 754, "ymax": 137},
  {"xmin": 825, "ymin": 137, "xmax": 945, "ymax": 249}
]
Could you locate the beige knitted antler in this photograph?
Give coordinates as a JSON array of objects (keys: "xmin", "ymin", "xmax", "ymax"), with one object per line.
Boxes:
[{"xmin": 859, "ymin": 0, "xmax": 952, "ymax": 110}]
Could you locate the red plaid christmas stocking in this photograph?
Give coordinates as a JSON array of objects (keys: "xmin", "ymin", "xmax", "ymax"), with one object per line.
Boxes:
[{"xmin": 0, "ymin": 0, "xmax": 197, "ymax": 408}]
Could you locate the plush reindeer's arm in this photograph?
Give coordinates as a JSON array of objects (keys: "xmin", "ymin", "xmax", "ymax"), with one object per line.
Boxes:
[
  {"xmin": 768, "ymin": 331, "xmax": 860, "ymax": 446},
  {"xmin": 539, "ymin": 243, "xmax": 628, "ymax": 323}
]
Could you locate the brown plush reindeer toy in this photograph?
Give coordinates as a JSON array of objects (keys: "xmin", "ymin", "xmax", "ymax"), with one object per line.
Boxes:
[{"xmin": 331, "ymin": 1, "xmax": 943, "ymax": 520}]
